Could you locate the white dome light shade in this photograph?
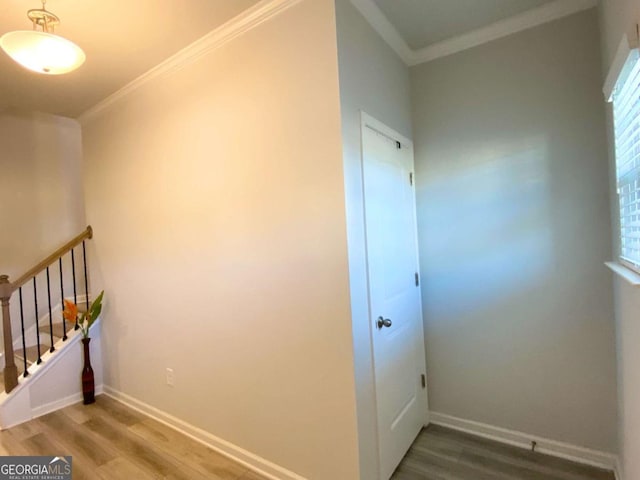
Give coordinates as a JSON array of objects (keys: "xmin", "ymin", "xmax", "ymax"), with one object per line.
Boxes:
[{"xmin": 0, "ymin": 30, "xmax": 85, "ymax": 75}]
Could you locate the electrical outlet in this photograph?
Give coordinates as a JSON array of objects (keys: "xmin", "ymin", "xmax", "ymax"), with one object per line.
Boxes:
[{"xmin": 166, "ymin": 368, "xmax": 174, "ymax": 387}]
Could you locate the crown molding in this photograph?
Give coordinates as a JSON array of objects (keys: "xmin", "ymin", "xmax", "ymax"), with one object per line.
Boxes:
[
  {"xmin": 349, "ymin": 0, "xmax": 413, "ymax": 64},
  {"xmin": 78, "ymin": 0, "xmax": 302, "ymax": 124},
  {"xmin": 351, "ymin": 0, "xmax": 598, "ymax": 67}
]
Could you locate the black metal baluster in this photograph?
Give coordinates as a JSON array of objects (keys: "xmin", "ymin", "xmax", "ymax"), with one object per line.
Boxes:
[
  {"xmin": 71, "ymin": 249, "xmax": 78, "ymax": 330},
  {"xmin": 58, "ymin": 257, "xmax": 68, "ymax": 341},
  {"xmin": 46, "ymin": 267, "xmax": 55, "ymax": 353},
  {"xmin": 82, "ymin": 240, "xmax": 89, "ymax": 312},
  {"xmin": 18, "ymin": 287, "xmax": 28, "ymax": 378},
  {"xmin": 33, "ymin": 277, "xmax": 42, "ymax": 364}
]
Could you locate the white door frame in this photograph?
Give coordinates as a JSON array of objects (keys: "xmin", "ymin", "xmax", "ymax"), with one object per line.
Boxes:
[{"xmin": 359, "ymin": 111, "xmax": 429, "ymax": 480}]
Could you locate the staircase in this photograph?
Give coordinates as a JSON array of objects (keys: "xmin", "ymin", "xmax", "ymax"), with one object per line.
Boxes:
[
  {"xmin": 0, "ymin": 304, "xmax": 88, "ymax": 389},
  {"xmin": 0, "ymin": 227, "xmax": 103, "ymax": 428}
]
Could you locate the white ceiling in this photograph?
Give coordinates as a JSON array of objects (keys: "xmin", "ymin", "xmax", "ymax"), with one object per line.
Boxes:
[
  {"xmin": 353, "ymin": 0, "xmax": 598, "ymax": 65},
  {"xmin": 0, "ymin": 0, "xmax": 260, "ymax": 118},
  {"xmin": 372, "ymin": 0, "xmax": 557, "ymax": 49}
]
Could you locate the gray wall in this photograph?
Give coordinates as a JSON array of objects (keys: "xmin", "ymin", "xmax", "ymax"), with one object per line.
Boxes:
[
  {"xmin": 410, "ymin": 9, "xmax": 618, "ymax": 452},
  {"xmin": 335, "ymin": 0, "xmax": 413, "ymax": 478},
  {"xmin": 598, "ymin": 1, "xmax": 640, "ymax": 477},
  {"xmin": 0, "ymin": 111, "xmax": 85, "ymax": 279},
  {"xmin": 0, "ymin": 111, "xmax": 86, "ymax": 352}
]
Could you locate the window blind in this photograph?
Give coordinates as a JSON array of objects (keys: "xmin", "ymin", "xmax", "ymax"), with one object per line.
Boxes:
[{"xmin": 613, "ymin": 56, "xmax": 640, "ymax": 268}]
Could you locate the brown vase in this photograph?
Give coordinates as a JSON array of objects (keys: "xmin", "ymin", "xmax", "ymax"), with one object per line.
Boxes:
[{"xmin": 82, "ymin": 337, "xmax": 95, "ymax": 405}]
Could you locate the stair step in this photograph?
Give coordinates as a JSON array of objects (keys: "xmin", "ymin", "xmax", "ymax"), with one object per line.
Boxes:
[
  {"xmin": 40, "ymin": 322, "xmax": 75, "ymax": 339},
  {"xmin": 15, "ymin": 344, "xmax": 52, "ymax": 365},
  {"xmin": 39, "ymin": 302, "xmax": 88, "ymax": 338}
]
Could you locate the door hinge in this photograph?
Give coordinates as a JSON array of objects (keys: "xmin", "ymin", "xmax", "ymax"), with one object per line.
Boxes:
[
  {"xmin": 409, "ymin": 172, "xmax": 413, "ymax": 186},
  {"xmin": 415, "ymin": 272, "xmax": 419, "ymax": 286},
  {"xmin": 421, "ymin": 374, "xmax": 426, "ymax": 388}
]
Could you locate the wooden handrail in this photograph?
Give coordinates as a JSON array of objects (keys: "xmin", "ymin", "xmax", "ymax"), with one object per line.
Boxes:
[
  {"xmin": 11, "ymin": 226, "xmax": 93, "ymax": 292},
  {"xmin": 1, "ymin": 225, "xmax": 94, "ymax": 393}
]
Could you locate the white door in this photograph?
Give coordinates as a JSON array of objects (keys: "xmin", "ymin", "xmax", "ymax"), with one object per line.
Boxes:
[{"xmin": 361, "ymin": 113, "xmax": 428, "ymax": 480}]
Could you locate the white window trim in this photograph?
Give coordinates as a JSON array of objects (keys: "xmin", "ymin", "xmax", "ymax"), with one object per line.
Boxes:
[
  {"xmin": 604, "ymin": 25, "xmax": 640, "ymax": 283},
  {"xmin": 606, "ymin": 262, "xmax": 640, "ymax": 286},
  {"xmin": 603, "ymin": 27, "xmax": 639, "ymax": 102}
]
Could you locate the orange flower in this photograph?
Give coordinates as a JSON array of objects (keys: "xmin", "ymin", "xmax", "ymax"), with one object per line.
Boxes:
[{"xmin": 63, "ymin": 299, "xmax": 78, "ymax": 323}]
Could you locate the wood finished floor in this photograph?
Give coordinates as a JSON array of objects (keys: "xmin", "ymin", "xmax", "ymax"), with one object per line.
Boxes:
[
  {"xmin": 392, "ymin": 424, "xmax": 615, "ymax": 480},
  {"xmin": 0, "ymin": 395, "xmax": 267, "ymax": 480},
  {"xmin": 0, "ymin": 397, "xmax": 615, "ymax": 480}
]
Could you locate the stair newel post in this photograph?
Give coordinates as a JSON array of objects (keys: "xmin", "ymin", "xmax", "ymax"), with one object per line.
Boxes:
[{"xmin": 0, "ymin": 275, "xmax": 18, "ymax": 393}]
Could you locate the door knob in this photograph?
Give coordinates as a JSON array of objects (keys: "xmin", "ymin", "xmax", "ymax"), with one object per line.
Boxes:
[{"xmin": 377, "ymin": 316, "xmax": 392, "ymax": 329}]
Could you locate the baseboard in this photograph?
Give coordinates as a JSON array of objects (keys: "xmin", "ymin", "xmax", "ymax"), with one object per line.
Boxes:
[
  {"xmin": 31, "ymin": 384, "xmax": 104, "ymax": 419},
  {"xmin": 102, "ymin": 386, "xmax": 306, "ymax": 480},
  {"xmin": 429, "ymin": 412, "xmax": 618, "ymax": 472}
]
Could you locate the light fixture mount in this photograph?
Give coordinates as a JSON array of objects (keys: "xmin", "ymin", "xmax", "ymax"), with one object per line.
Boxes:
[{"xmin": 27, "ymin": 1, "xmax": 61, "ymax": 33}]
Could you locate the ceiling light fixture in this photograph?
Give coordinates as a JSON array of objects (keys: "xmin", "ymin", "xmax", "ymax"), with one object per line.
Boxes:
[{"xmin": 0, "ymin": 0, "xmax": 85, "ymax": 75}]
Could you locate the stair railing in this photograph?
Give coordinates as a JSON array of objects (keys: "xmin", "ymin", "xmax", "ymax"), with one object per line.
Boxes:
[{"xmin": 0, "ymin": 226, "xmax": 93, "ymax": 393}]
